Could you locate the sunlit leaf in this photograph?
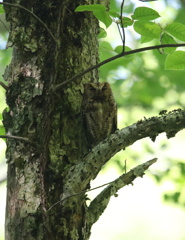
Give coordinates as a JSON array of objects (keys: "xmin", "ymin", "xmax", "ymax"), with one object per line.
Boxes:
[
  {"xmin": 99, "ymin": 41, "xmax": 114, "ymax": 51},
  {"xmin": 164, "ymin": 192, "xmax": 180, "ymax": 203},
  {"xmin": 165, "ymin": 51, "xmax": 185, "ymax": 70},
  {"xmin": 141, "ymin": 35, "xmax": 155, "ymax": 43},
  {"xmin": 121, "ymin": 17, "xmax": 134, "ymax": 27},
  {"xmin": 99, "ymin": 41, "xmax": 115, "ymax": 60},
  {"xmin": 98, "ymin": 28, "xmax": 107, "ymax": 39},
  {"xmin": 75, "ymin": 4, "xmax": 112, "ymax": 28},
  {"xmin": 0, "ymin": 5, "xmax": 4, "ymax": 15},
  {"xmin": 0, "ymin": 125, "xmax": 5, "ymax": 135},
  {"xmin": 93, "ymin": 10, "xmax": 112, "ymax": 28},
  {"xmin": 161, "ymin": 33, "xmax": 177, "ymax": 54},
  {"xmin": 178, "ymin": 162, "xmax": 185, "ymax": 175},
  {"xmin": 165, "ymin": 22, "xmax": 185, "ymax": 42},
  {"xmin": 114, "ymin": 45, "xmax": 132, "ymax": 53},
  {"xmin": 108, "ymin": 10, "xmax": 120, "ymax": 18},
  {"xmin": 75, "ymin": 4, "xmax": 106, "ymax": 12},
  {"xmin": 132, "ymin": 7, "xmax": 160, "ymax": 21},
  {"xmin": 134, "ymin": 21, "xmax": 161, "ymax": 39}
]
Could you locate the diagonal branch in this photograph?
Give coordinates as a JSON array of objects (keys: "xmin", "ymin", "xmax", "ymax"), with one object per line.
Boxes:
[
  {"xmin": 63, "ymin": 109, "xmax": 185, "ymax": 197},
  {"xmin": 54, "ymin": 43, "xmax": 185, "ymax": 91},
  {"xmin": 0, "ymin": 81, "xmax": 8, "ymax": 90},
  {"xmin": 87, "ymin": 158, "xmax": 157, "ymax": 226}
]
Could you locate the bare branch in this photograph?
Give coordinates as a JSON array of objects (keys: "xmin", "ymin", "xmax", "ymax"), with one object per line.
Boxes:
[
  {"xmin": 87, "ymin": 158, "xmax": 157, "ymax": 226},
  {"xmin": 0, "ymin": 135, "xmax": 35, "ymax": 145},
  {"xmin": 54, "ymin": 43, "xmax": 185, "ymax": 91},
  {"xmin": 0, "ymin": 81, "xmax": 8, "ymax": 90},
  {"xmin": 0, "ymin": 18, "xmax": 9, "ymax": 32}
]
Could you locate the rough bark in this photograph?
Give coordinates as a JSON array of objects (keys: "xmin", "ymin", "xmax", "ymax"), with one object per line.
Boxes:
[{"xmin": 3, "ymin": 0, "xmax": 104, "ymax": 239}]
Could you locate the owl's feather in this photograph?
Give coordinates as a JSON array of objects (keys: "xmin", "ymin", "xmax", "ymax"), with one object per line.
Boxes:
[{"xmin": 82, "ymin": 82, "xmax": 117, "ymax": 147}]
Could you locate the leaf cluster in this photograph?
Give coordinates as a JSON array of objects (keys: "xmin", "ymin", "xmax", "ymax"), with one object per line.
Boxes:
[{"xmin": 76, "ymin": 4, "xmax": 185, "ymax": 70}]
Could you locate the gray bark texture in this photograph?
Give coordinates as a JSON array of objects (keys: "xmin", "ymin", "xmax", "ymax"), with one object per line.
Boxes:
[{"xmin": 3, "ymin": 0, "xmax": 106, "ymax": 239}]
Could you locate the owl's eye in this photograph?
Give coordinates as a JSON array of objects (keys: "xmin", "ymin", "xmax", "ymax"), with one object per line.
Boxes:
[{"xmin": 102, "ymin": 86, "xmax": 107, "ymax": 91}]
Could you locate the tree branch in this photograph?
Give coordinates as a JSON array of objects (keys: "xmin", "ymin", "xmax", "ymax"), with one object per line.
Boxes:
[
  {"xmin": 63, "ymin": 109, "xmax": 185, "ymax": 198},
  {"xmin": 0, "ymin": 135, "xmax": 35, "ymax": 145},
  {"xmin": 0, "ymin": 2, "xmax": 57, "ymax": 44},
  {"xmin": 54, "ymin": 43, "xmax": 185, "ymax": 91},
  {"xmin": 120, "ymin": 0, "xmax": 125, "ymax": 51},
  {"xmin": 0, "ymin": 81, "xmax": 8, "ymax": 90},
  {"xmin": 87, "ymin": 158, "xmax": 157, "ymax": 226}
]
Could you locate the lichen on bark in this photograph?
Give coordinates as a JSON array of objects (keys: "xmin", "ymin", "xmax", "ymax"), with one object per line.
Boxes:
[{"xmin": 4, "ymin": 1, "xmax": 108, "ymax": 239}]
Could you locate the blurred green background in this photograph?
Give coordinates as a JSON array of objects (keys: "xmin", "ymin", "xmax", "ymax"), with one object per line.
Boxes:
[{"xmin": 1, "ymin": 0, "xmax": 185, "ymax": 239}]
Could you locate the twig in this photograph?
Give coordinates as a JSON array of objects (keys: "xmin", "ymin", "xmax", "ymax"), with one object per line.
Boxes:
[
  {"xmin": 124, "ymin": 159, "xmax": 127, "ymax": 174},
  {"xmin": 120, "ymin": 0, "xmax": 125, "ymax": 51},
  {"xmin": 54, "ymin": 43, "xmax": 185, "ymax": 91},
  {"xmin": 48, "ymin": 158, "xmax": 157, "ymax": 211},
  {"xmin": 0, "ymin": 2, "xmax": 57, "ymax": 44},
  {"xmin": 0, "ymin": 134, "xmax": 35, "ymax": 145},
  {"xmin": 0, "ymin": 18, "xmax": 9, "ymax": 32},
  {"xmin": 87, "ymin": 158, "xmax": 157, "ymax": 226},
  {"xmin": 0, "ymin": 81, "xmax": 8, "ymax": 90},
  {"xmin": 116, "ymin": 22, "xmax": 123, "ymax": 43},
  {"xmin": 48, "ymin": 177, "xmax": 120, "ymax": 211}
]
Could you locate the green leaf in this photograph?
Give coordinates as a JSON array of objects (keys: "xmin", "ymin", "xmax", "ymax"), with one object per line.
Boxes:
[
  {"xmin": 75, "ymin": 4, "xmax": 106, "ymax": 12},
  {"xmin": 93, "ymin": 10, "xmax": 112, "ymax": 28},
  {"xmin": 75, "ymin": 4, "xmax": 112, "ymax": 28},
  {"xmin": 164, "ymin": 192, "xmax": 180, "ymax": 203},
  {"xmin": 114, "ymin": 45, "xmax": 132, "ymax": 54},
  {"xmin": 132, "ymin": 7, "xmax": 160, "ymax": 21},
  {"xmin": 108, "ymin": 10, "xmax": 120, "ymax": 18},
  {"xmin": 115, "ymin": 46, "xmax": 133, "ymax": 58},
  {"xmin": 0, "ymin": 125, "xmax": 5, "ymax": 135},
  {"xmin": 98, "ymin": 28, "xmax": 107, "ymax": 39},
  {"xmin": 99, "ymin": 41, "xmax": 114, "ymax": 51},
  {"xmin": 161, "ymin": 33, "xmax": 177, "ymax": 54},
  {"xmin": 165, "ymin": 51, "xmax": 185, "ymax": 70},
  {"xmin": 165, "ymin": 22, "xmax": 185, "ymax": 42},
  {"xmin": 0, "ymin": 5, "xmax": 4, "ymax": 15},
  {"xmin": 178, "ymin": 162, "xmax": 185, "ymax": 175},
  {"xmin": 99, "ymin": 41, "xmax": 115, "ymax": 61},
  {"xmin": 140, "ymin": 35, "xmax": 155, "ymax": 44},
  {"xmin": 134, "ymin": 21, "xmax": 161, "ymax": 39},
  {"xmin": 122, "ymin": 17, "xmax": 134, "ymax": 27}
]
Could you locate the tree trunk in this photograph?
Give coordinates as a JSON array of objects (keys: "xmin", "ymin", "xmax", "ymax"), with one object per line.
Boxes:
[{"xmin": 4, "ymin": 0, "xmax": 108, "ymax": 239}]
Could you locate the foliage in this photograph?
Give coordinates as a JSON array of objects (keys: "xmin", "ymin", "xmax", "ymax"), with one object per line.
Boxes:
[
  {"xmin": 75, "ymin": 3, "xmax": 185, "ymax": 70},
  {"xmin": 75, "ymin": 1, "xmax": 185, "ymax": 209}
]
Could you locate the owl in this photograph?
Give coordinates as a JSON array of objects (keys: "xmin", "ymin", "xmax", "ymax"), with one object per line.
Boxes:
[{"xmin": 82, "ymin": 82, "xmax": 117, "ymax": 147}]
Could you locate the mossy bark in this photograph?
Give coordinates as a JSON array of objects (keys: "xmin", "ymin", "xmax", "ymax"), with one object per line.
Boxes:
[{"xmin": 3, "ymin": 1, "xmax": 109, "ymax": 239}]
